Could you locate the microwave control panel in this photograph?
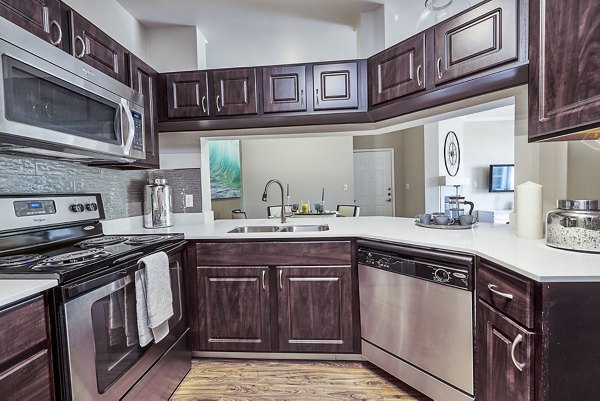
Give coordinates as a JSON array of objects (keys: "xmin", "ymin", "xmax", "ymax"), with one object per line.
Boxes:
[{"xmin": 131, "ymin": 111, "xmax": 144, "ymax": 151}]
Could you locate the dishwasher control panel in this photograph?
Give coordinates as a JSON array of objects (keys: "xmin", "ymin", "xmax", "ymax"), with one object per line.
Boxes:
[{"xmin": 358, "ymin": 247, "xmax": 472, "ymax": 290}]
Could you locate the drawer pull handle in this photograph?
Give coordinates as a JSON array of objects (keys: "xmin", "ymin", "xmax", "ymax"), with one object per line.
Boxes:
[
  {"xmin": 436, "ymin": 58, "xmax": 442, "ymax": 79},
  {"xmin": 216, "ymin": 95, "xmax": 221, "ymax": 112},
  {"xmin": 511, "ymin": 334, "xmax": 525, "ymax": 372},
  {"xmin": 50, "ymin": 20, "xmax": 62, "ymax": 46},
  {"xmin": 262, "ymin": 270, "xmax": 266, "ymax": 290},
  {"xmin": 75, "ymin": 35, "xmax": 86, "ymax": 59},
  {"xmin": 279, "ymin": 270, "xmax": 283, "ymax": 290},
  {"xmin": 487, "ymin": 284, "xmax": 514, "ymax": 299},
  {"xmin": 416, "ymin": 65, "xmax": 422, "ymax": 86},
  {"xmin": 201, "ymin": 96, "xmax": 207, "ymax": 113}
]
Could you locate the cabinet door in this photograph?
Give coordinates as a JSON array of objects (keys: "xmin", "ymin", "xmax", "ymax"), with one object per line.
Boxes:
[
  {"xmin": 529, "ymin": 0, "xmax": 600, "ymax": 140},
  {"xmin": 165, "ymin": 72, "xmax": 209, "ymax": 119},
  {"xmin": 0, "ymin": 0, "xmax": 62, "ymax": 46},
  {"xmin": 262, "ymin": 65, "xmax": 307, "ymax": 113},
  {"xmin": 196, "ymin": 267, "xmax": 271, "ymax": 351},
  {"xmin": 434, "ymin": 0, "xmax": 518, "ymax": 85},
  {"xmin": 130, "ymin": 55, "xmax": 159, "ymax": 168},
  {"xmin": 212, "ymin": 68, "xmax": 258, "ymax": 116},
  {"xmin": 277, "ymin": 266, "xmax": 354, "ymax": 353},
  {"xmin": 69, "ymin": 11, "xmax": 129, "ymax": 85},
  {"xmin": 313, "ymin": 62, "xmax": 359, "ymax": 110},
  {"xmin": 369, "ymin": 34, "xmax": 426, "ymax": 106},
  {"xmin": 476, "ymin": 300, "xmax": 534, "ymax": 401}
]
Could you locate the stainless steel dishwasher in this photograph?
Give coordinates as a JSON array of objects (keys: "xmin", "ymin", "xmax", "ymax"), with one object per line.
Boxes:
[{"xmin": 357, "ymin": 239, "xmax": 474, "ymax": 401}]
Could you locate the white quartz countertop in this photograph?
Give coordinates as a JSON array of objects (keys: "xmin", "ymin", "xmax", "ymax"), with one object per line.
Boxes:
[
  {"xmin": 0, "ymin": 279, "xmax": 58, "ymax": 309},
  {"xmin": 103, "ymin": 215, "xmax": 600, "ymax": 283}
]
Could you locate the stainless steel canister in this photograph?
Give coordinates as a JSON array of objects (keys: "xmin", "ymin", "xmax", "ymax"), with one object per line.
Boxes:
[
  {"xmin": 546, "ymin": 199, "xmax": 600, "ymax": 252},
  {"xmin": 143, "ymin": 178, "xmax": 174, "ymax": 228}
]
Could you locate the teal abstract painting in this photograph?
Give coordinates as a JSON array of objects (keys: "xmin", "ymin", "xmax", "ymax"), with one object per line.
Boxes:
[{"xmin": 209, "ymin": 140, "xmax": 242, "ymax": 199}]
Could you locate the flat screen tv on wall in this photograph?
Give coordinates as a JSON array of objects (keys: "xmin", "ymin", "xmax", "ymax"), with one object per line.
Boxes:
[{"xmin": 489, "ymin": 164, "xmax": 514, "ymax": 192}]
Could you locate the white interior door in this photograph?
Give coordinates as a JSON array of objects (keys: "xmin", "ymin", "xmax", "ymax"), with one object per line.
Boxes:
[{"xmin": 353, "ymin": 150, "xmax": 394, "ymax": 216}]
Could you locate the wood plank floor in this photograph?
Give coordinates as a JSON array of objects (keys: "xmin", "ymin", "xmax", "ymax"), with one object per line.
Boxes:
[{"xmin": 170, "ymin": 359, "xmax": 432, "ymax": 401}]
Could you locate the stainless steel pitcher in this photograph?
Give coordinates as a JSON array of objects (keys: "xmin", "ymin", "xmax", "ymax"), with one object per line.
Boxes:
[{"xmin": 143, "ymin": 178, "xmax": 173, "ymax": 228}]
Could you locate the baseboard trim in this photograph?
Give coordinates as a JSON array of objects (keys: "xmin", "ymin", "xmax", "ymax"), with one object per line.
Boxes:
[{"xmin": 192, "ymin": 351, "xmax": 364, "ymax": 361}]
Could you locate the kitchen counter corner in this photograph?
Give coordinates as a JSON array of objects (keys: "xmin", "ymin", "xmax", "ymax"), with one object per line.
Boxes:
[{"xmin": 0, "ymin": 279, "xmax": 58, "ymax": 308}]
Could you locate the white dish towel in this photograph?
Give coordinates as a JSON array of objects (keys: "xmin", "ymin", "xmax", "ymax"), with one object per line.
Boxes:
[{"xmin": 135, "ymin": 251, "xmax": 173, "ymax": 347}]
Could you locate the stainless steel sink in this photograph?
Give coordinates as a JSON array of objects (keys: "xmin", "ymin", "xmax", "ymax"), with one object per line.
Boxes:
[
  {"xmin": 278, "ymin": 225, "xmax": 330, "ymax": 232},
  {"xmin": 228, "ymin": 224, "xmax": 329, "ymax": 233}
]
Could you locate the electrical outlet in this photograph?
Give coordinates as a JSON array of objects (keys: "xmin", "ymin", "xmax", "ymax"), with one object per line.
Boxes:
[
  {"xmin": 185, "ymin": 194, "xmax": 194, "ymax": 207},
  {"xmin": 405, "ymin": 183, "xmax": 410, "ymax": 190},
  {"xmin": 343, "ymin": 184, "xmax": 348, "ymax": 191},
  {"xmin": 473, "ymin": 181, "xmax": 478, "ymax": 188}
]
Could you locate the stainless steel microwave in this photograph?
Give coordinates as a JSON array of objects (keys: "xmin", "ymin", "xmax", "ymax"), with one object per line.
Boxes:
[{"xmin": 0, "ymin": 17, "xmax": 145, "ymax": 163}]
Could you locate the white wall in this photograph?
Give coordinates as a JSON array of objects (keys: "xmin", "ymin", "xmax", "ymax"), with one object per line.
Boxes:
[
  {"xmin": 240, "ymin": 137, "xmax": 355, "ymax": 219},
  {"xmin": 147, "ymin": 27, "xmax": 206, "ymax": 72},
  {"xmin": 62, "ymin": 0, "xmax": 149, "ymax": 62},
  {"xmin": 357, "ymin": 6, "xmax": 386, "ymax": 58},
  {"xmin": 206, "ymin": 18, "xmax": 358, "ymax": 68}
]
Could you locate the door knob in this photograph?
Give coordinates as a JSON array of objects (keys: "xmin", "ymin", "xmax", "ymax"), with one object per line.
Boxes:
[{"xmin": 386, "ymin": 198, "xmax": 392, "ymax": 202}]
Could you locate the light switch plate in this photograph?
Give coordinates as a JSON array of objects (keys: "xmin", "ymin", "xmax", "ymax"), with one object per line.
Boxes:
[
  {"xmin": 185, "ymin": 194, "xmax": 194, "ymax": 207},
  {"xmin": 343, "ymin": 184, "xmax": 348, "ymax": 191}
]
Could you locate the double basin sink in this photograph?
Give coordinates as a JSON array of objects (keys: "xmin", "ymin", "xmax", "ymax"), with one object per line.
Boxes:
[{"xmin": 228, "ymin": 224, "xmax": 329, "ymax": 233}]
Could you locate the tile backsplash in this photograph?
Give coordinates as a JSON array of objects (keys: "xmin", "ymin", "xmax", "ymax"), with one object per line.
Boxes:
[{"xmin": 0, "ymin": 155, "xmax": 202, "ymax": 219}]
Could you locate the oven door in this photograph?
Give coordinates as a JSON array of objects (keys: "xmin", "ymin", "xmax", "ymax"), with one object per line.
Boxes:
[
  {"xmin": 0, "ymin": 34, "xmax": 144, "ymax": 161},
  {"xmin": 63, "ymin": 245, "xmax": 186, "ymax": 401}
]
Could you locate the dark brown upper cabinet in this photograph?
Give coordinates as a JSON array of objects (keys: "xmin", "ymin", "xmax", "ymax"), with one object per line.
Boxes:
[
  {"xmin": 433, "ymin": 0, "xmax": 518, "ymax": 85},
  {"xmin": 69, "ymin": 11, "xmax": 129, "ymax": 85},
  {"xmin": 130, "ymin": 55, "xmax": 160, "ymax": 168},
  {"xmin": 476, "ymin": 300, "xmax": 534, "ymax": 401},
  {"xmin": 262, "ymin": 65, "xmax": 307, "ymax": 113},
  {"xmin": 369, "ymin": 33, "xmax": 426, "ymax": 106},
  {"xmin": 313, "ymin": 62, "xmax": 359, "ymax": 110},
  {"xmin": 212, "ymin": 68, "xmax": 258, "ymax": 116},
  {"xmin": 0, "ymin": 0, "xmax": 62, "ymax": 46},
  {"xmin": 529, "ymin": 0, "xmax": 600, "ymax": 141},
  {"xmin": 165, "ymin": 72, "xmax": 209, "ymax": 119},
  {"xmin": 277, "ymin": 266, "xmax": 354, "ymax": 353}
]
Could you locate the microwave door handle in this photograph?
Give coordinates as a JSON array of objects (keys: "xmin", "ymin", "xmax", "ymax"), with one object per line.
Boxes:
[{"xmin": 119, "ymin": 98, "xmax": 135, "ymax": 156}]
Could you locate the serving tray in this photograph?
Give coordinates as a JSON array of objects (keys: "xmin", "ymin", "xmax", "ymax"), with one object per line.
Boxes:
[{"xmin": 415, "ymin": 222, "xmax": 478, "ymax": 230}]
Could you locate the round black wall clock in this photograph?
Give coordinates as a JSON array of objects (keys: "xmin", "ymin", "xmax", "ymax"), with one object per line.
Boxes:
[{"xmin": 444, "ymin": 131, "xmax": 460, "ymax": 177}]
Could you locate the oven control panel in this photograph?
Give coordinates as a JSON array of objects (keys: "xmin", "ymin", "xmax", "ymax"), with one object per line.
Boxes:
[{"xmin": 1, "ymin": 195, "xmax": 104, "ymax": 232}]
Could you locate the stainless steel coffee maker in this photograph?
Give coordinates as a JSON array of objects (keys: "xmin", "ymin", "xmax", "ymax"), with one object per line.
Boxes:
[{"xmin": 143, "ymin": 178, "xmax": 174, "ymax": 228}]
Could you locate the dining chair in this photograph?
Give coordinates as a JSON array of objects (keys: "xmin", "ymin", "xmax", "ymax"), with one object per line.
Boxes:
[
  {"xmin": 267, "ymin": 205, "xmax": 292, "ymax": 218},
  {"xmin": 336, "ymin": 204, "xmax": 360, "ymax": 217},
  {"xmin": 231, "ymin": 209, "xmax": 247, "ymax": 219}
]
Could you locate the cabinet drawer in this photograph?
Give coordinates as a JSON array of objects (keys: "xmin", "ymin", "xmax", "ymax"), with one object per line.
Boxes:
[
  {"xmin": 0, "ymin": 296, "xmax": 47, "ymax": 366},
  {"xmin": 0, "ymin": 350, "xmax": 52, "ymax": 401},
  {"xmin": 196, "ymin": 241, "xmax": 352, "ymax": 266},
  {"xmin": 477, "ymin": 261, "xmax": 535, "ymax": 329}
]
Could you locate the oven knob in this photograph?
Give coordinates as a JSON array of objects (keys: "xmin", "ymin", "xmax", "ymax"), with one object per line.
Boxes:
[
  {"xmin": 434, "ymin": 268, "xmax": 451, "ymax": 282},
  {"xmin": 70, "ymin": 204, "xmax": 84, "ymax": 213},
  {"xmin": 85, "ymin": 203, "xmax": 98, "ymax": 212}
]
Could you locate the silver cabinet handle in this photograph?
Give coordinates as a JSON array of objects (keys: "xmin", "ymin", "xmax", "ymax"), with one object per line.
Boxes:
[
  {"xmin": 216, "ymin": 95, "xmax": 221, "ymax": 112},
  {"xmin": 416, "ymin": 65, "xmax": 422, "ymax": 86},
  {"xmin": 487, "ymin": 284, "xmax": 514, "ymax": 299},
  {"xmin": 75, "ymin": 35, "xmax": 86, "ymax": 58},
  {"xmin": 201, "ymin": 96, "xmax": 207, "ymax": 113},
  {"xmin": 279, "ymin": 270, "xmax": 283, "ymax": 290},
  {"xmin": 49, "ymin": 20, "xmax": 62, "ymax": 46},
  {"xmin": 511, "ymin": 334, "xmax": 525, "ymax": 371},
  {"xmin": 437, "ymin": 58, "xmax": 442, "ymax": 79},
  {"xmin": 300, "ymin": 89, "xmax": 304, "ymax": 106},
  {"xmin": 315, "ymin": 88, "xmax": 319, "ymax": 105},
  {"xmin": 262, "ymin": 270, "xmax": 266, "ymax": 290}
]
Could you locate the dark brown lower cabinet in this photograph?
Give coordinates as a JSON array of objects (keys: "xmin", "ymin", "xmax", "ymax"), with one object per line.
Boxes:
[
  {"xmin": 196, "ymin": 266, "xmax": 272, "ymax": 352},
  {"xmin": 0, "ymin": 295, "xmax": 53, "ymax": 401},
  {"xmin": 476, "ymin": 300, "xmax": 534, "ymax": 401},
  {"xmin": 277, "ymin": 266, "xmax": 354, "ymax": 353}
]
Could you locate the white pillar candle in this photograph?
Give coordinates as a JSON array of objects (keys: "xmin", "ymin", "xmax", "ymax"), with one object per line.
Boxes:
[{"xmin": 516, "ymin": 181, "xmax": 544, "ymax": 239}]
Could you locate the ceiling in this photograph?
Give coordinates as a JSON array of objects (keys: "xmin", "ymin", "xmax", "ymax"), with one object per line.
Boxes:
[{"xmin": 117, "ymin": 0, "xmax": 386, "ymax": 40}]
